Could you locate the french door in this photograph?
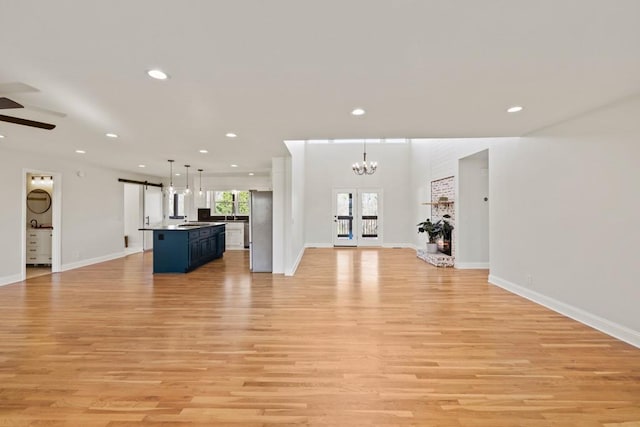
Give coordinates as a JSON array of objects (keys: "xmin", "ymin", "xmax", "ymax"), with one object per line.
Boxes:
[{"xmin": 332, "ymin": 188, "xmax": 382, "ymax": 247}]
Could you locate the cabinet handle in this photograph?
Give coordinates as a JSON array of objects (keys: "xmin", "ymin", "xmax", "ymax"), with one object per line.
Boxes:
[{"xmin": 29, "ymin": 249, "xmax": 37, "ymax": 252}]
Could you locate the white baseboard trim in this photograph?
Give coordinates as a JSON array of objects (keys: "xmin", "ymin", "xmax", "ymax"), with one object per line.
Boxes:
[
  {"xmin": 61, "ymin": 251, "xmax": 127, "ymax": 272},
  {"xmin": 489, "ymin": 274, "xmax": 640, "ymax": 349},
  {"xmin": 0, "ymin": 273, "xmax": 23, "ymax": 287},
  {"xmin": 305, "ymin": 243, "xmax": 333, "ymax": 248},
  {"xmin": 382, "ymin": 243, "xmax": 415, "ymax": 249},
  {"xmin": 285, "ymin": 247, "xmax": 305, "ymax": 276},
  {"xmin": 456, "ymin": 262, "xmax": 490, "ymax": 269},
  {"xmin": 304, "ymin": 243, "xmax": 417, "ymax": 250},
  {"xmin": 125, "ymin": 246, "xmax": 143, "ymax": 255}
]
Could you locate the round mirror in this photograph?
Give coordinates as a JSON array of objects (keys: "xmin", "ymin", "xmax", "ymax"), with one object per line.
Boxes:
[{"xmin": 27, "ymin": 189, "xmax": 52, "ymax": 214}]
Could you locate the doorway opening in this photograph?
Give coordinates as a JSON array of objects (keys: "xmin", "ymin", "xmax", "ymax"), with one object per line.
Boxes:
[
  {"xmin": 457, "ymin": 149, "xmax": 489, "ymax": 269},
  {"xmin": 22, "ymin": 170, "xmax": 62, "ymax": 280}
]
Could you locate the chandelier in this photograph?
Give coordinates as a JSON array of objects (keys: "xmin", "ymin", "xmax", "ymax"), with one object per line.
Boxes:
[{"xmin": 352, "ymin": 140, "xmax": 377, "ymax": 175}]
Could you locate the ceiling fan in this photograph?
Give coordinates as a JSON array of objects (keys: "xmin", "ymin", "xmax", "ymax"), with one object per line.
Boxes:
[{"xmin": 0, "ymin": 82, "xmax": 62, "ymax": 130}]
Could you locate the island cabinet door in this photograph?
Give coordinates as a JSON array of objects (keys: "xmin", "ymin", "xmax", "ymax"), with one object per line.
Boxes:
[
  {"xmin": 199, "ymin": 239, "xmax": 208, "ymax": 261},
  {"xmin": 217, "ymin": 232, "xmax": 225, "ymax": 257},
  {"xmin": 208, "ymin": 234, "xmax": 217, "ymax": 259},
  {"xmin": 189, "ymin": 240, "xmax": 200, "ymax": 265}
]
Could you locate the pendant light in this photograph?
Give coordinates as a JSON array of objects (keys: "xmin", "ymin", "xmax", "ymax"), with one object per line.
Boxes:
[
  {"xmin": 184, "ymin": 164, "xmax": 191, "ymax": 194},
  {"xmin": 198, "ymin": 169, "xmax": 203, "ymax": 196},
  {"xmin": 167, "ymin": 160, "xmax": 174, "ymax": 193},
  {"xmin": 352, "ymin": 140, "xmax": 377, "ymax": 175}
]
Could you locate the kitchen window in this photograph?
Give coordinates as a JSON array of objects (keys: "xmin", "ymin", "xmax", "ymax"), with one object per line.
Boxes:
[{"xmin": 206, "ymin": 190, "xmax": 250, "ymax": 216}]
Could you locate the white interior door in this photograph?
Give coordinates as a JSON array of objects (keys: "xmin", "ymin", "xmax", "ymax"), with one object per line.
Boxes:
[
  {"xmin": 333, "ymin": 189, "xmax": 357, "ymax": 247},
  {"xmin": 143, "ymin": 186, "xmax": 163, "ymax": 251},
  {"xmin": 123, "ymin": 184, "xmax": 143, "ymax": 251}
]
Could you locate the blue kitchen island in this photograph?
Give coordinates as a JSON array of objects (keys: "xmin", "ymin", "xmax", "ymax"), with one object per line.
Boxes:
[{"xmin": 149, "ymin": 223, "xmax": 225, "ymax": 273}]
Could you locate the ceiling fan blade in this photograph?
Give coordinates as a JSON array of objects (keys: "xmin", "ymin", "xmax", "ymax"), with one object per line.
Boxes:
[
  {"xmin": 0, "ymin": 97, "xmax": 24, "ymax": 110},
  {"xmin": 0, "ymin": 114, "xmax": 56, "ymax": 130},
  {"xmin": 22, "ymin": 103, "xmax": 67, "ymax": 118}
]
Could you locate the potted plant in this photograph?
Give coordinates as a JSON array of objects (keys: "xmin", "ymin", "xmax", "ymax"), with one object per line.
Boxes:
[{"xmin": 417, "ymin": 218, "xmax": 441, "ymax": 254}]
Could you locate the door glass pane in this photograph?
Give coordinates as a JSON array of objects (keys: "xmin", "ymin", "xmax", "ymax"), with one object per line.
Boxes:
[
  {"xmin": 361, "ymin": 192, "xmax": 378, "ymax": 238},
  {"xmin": 336, "ymin": 192, "xmax": 354, "ymax": 240}
]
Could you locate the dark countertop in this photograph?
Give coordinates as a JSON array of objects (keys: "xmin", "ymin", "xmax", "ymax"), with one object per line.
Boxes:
[{"xmin": 139, "ymin": 222, "xmax": 225, "ymax": 231}]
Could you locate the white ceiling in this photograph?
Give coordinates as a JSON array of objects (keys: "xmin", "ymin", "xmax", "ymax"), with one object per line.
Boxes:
[{"xmin": 1, "ymin": 0, "xmax": 639, "ymax": 178}]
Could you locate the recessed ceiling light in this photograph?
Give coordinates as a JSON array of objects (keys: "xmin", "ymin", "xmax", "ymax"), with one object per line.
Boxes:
[
  {"xmin": 226, "ymin": 132, "xmax": 237, "ymax": 138},
  {"xmin": 199, "ymin": 149, "xmax": 208, "ymax": 154},
  {"xmin": 105, "ymin": 133, "xmax": 118, "ymax": 138},
  {"xmin": 75, "ymin": 150, "xmax": 86, "ymax": 154},
  {"xmin": 248, "ymin": 172, "xmax": 254, "ymax": 176},
  {"xmin": 0, "ymin": 134, "xmax": 5, "ymax": 138},
  {"xmin": 230, "ymin": 164, "xmax": 238, "ymax": 168},
  {"xmin": 138, "ymin": 164, "xmax": 146, "ymax": 168},
  {"xmin": 351, "ymin": 108, "xmax": 366, "ymax": 116},
  {"xmin": 507, "ymin": 105, "xmax": 524, "ymax": 113},
  {"xmin": 147, "ymin": 69, "xmax": 169, "ymax": 80},
  {"xmin": 175, "ymin": 173, "xmax": 181, "ymax": 176}
]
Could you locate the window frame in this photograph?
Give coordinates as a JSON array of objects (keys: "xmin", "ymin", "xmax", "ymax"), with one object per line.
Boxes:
[{"xmin": 206, "ymin": 190, "xmax": 250, "ymax": 216}]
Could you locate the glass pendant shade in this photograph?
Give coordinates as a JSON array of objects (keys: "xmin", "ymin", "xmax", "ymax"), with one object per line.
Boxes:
[{"xmin": 167, "ymin": 160, "xmax": 174, "ymax": 193}]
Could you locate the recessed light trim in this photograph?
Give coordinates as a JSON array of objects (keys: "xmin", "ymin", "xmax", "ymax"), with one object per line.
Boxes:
[
  {"xmin": 75, "ymin": 150, "xmax": 86, "ymax": 154},
  {"xmin": 351, "ymin": 108, "xmax": 366, "ymax": 116},
  {"xmin": 0, "ymin": 134, "xmax": 5, "ymax": 138},
  {"xmin": 230, "ymin": 164, "xmax": 238, "ymax": 168},
  {"xmin": 199, "ymin": 149, "xmax": 208, "ymax": 154},
  {"xmin": 105, "ymin": 133, "xmax": 118, "ymax": 138},
  {"xmin": 138, "ymin": 164, "xmax": 146, "ymax": 168},
  {"xmin": 225, "ymin": 132, "xmax": 237, "ymax": 138},
  {"xmin": 248, "ymin": 172, "xmax": 254, "ymax": 176},
  {"xmin": 147, "ymin": 69, "xmax": 169, "ymax": 80},
  {"xmin": 175, "ymin": 173, "xmax": 181, "ymax": 176},
  {"xmin": 507, "ymin": 105, "xmax": 524, "ymax": 113}
]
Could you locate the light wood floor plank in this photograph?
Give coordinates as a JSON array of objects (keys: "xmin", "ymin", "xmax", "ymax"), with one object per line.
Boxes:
[{"xmin": 0, "ymin": 248, "xmax": 638, "ymax": 426}]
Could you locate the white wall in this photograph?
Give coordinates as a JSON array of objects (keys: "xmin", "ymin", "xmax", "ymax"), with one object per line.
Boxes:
[
  {"xmin": 303, "ymin": 142, "xmax": 412, "ymax": 247},
  {"xmin": 488, "ymin": 96, "xmax": 640, "ymax": 344},
  {"xmin": 410, "ymin": 140, "xmax": 433, "ymax": 248},
  {"xmin": 0, "ymin": 146, "xmax": 155, "ymax": 285},
  {"xmin": 285, "ymin": 141, "xmax": 305, "ymax": 275},
  {"xmin": 457, "ymin": 150, "xmax": 489, "ymax": 268},
  {"xmin": 271, "ymin": 157, "xmax": 287, "ymax": 274}
]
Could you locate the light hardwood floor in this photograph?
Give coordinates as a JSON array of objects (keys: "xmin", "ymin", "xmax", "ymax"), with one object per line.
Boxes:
[
  {"xmin": 0, "ymin": 248, "xmax": 638, "ymax": 426},
  {"xmin": 25, "ymin": 265, "xmax": 52, "ymax": 279}
]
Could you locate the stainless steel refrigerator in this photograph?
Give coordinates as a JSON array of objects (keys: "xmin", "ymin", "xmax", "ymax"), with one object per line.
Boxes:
[{"xmin": 249, "ymin": 190, "xmax": 273, "ymax": 272}]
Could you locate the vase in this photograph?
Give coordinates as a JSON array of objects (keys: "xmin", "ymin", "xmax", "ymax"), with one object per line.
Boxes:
[{"xmin": 426, "ymin": 243, "xmax": 438, "ymax": 254}]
